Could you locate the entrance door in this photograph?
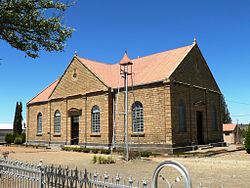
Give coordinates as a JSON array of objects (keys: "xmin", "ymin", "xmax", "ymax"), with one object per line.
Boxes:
[
  {"xmin": 71, "ymin": 116, "xmax": 79, "ymax": 145},
  {"xmin": 196, "ymin": 111, "xmax": 204, "ymax": 145}
]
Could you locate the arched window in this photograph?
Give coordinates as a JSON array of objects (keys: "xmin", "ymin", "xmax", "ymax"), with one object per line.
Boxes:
[
  {"xmin": 54, "ymin": 110, "xmax": 61, "ymax": 134},
  {"xmin": 178, "ymin": 100, "xmax": 186, "ymax": 132},
  {"xmin": 37, "ymin": 113, "xmax": 42, "ymax": 134},
  {"xmin": 132, "ymin": 101, "xmax": 144, "ymax": 133},
  {"xmin": 91, "ymin": 106, "xmax": 100, "ymax": 133},
  {"xmin": 211, "ymin": 105, "xmax": 218, "ymax": 131}
]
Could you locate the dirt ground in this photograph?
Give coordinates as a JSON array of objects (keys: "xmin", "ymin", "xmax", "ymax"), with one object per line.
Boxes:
[{"xmin": 0, "ymin": 145, "xmax": 250, "ymax": 188}]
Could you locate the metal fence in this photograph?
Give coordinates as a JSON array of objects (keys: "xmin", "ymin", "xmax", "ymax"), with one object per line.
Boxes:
[
  {"xmin": 0, "ymin": 158, "xmax": 193, "ymax": 188},
  {"xmin": 0, "ymin": 159, "xmax": 41, "ymax": 188}
]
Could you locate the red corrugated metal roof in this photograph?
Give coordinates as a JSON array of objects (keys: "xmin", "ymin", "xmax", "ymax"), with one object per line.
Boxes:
[
  {"xmin": 79, "ymin": 44, "xmax": 194, "ymax": 88},
  {"xmin": 223, "ymin": 124, "xmax": 237, "ymax": 132},
  {"xmin": 28, "ymin": 43, "xmax": 194, "ymax": 104}
]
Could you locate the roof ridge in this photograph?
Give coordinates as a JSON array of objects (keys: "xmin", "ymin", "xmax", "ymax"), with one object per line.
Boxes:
[
  {"xmin": 131, "ymin": 44, "xmax": 193, "ymax": 61},
  {"xmin": 27, "ymin": 79, "xmax": 59, "ymax": 104},
  {"xmin": 78, "ymin": 44, "xmax": 194, "ymax": 66}
]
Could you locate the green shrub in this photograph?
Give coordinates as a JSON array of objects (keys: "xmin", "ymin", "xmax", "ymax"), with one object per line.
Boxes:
[
  {"xmin": 73, "ymin": 148, "xmax": 82, "ymax": 152},
  {"xmin": 62, "ymin": 147, "xmax": 73, "ymax": 151},
  {"xmin": 82, "ymin": 148, "xmax": 90, "ymax": 153},
  {"xmin": 140, "ymin": 151, "xmax": 152, "ymax": 158},
  {"xmin": 92, "ymin": 149, "xmax": 99, "ymax": 154},
  {"xmin": 92, "ymin": 155, "xmax": 97, "ymax": 163},
  {"xmin": 98, "ymin": 156, "xmax": 103, "ymax": 164},
  {"xmin": 107, "ymin": 156, "xmax": 115, "ymax": 164},
  {"xmin": 5, "ymin": 133, "xmax": 13, "ymax": 144},
  {"xmin": 21, "ymin": 133, "xmax": 26, "ymax": 143},
  {"xmin": 100, "ymin": 149, "xmax": 111, "ymax": 155},
  {"xmin": 244, "ymin": 127, "xmax": 250, "ymax": 154},
  {"xmin": 12, "ymin": 133, "xmax": 19, "ymax": 142},
  {"xmin": 14, "ymin": 136, "xmax": 22, "ymax": 144},
  {"xmin": 97, "ymin": 155, "xmax": 115, "ymax": 164}
]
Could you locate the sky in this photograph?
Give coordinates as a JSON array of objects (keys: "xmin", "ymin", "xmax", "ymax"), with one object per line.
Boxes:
[{"xmin": 1, "ymin": 0, "xmax": 250, "ymax": 125}]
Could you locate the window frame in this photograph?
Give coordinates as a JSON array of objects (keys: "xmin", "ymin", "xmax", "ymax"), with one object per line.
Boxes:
[
  {"xmin": 54, "ymin": 110, "xmax": 61, "ymax": 134},
  {"xmin": 132, "ymin": 101, "xmax": 144, "ymax": 133},
  {"xmin": 178, "ymin": 99, "xmax": 187, "ymax": 132},
  {"xmin": 91, "ymin": 105, "xmax": 100, "ymax": 133},
  {"xmin": 37, "ymin": 112, "xmax": 42, "ymax": 134}
]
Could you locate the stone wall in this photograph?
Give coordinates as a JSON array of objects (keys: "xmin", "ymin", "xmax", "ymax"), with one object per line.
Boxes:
[
  {"xmin": 169, "ymin": 44, "xmax": 223, "ymax": 146},
  {"xmin": 114, "ymin": 83, "xmax": 172, "ymax": 147}
]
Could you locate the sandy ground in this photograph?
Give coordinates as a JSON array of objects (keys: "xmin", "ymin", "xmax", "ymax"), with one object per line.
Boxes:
[{"xmin": 0, "ymin": 145, "xmax": 249, "ymax": 188}]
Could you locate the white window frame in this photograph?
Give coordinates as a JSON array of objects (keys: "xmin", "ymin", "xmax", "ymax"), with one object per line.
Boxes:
[
  {"xmin": 54, "ymin": 110, "xmax": 61, "ymax": 134},
  {"xmin": 37, "ymin": 113, "xmax": 42, "ymax": 134},
  {"xmin": 132, "ymin": 101, "xmax": 144, "ymax": 133},
  {"xmin": 91, "ymin": 105, "xmax": 100, "ymax": 133}
]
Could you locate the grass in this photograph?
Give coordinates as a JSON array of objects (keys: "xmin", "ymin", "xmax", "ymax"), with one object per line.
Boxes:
[{"xmin": 92, "ymin": 155, "xmax": 115, "ymax": 164}]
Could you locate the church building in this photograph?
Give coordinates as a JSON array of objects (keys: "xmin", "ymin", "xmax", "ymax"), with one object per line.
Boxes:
[{"xmin": 26, "ymin": 40, "xmax": 224, "ymax": 153}]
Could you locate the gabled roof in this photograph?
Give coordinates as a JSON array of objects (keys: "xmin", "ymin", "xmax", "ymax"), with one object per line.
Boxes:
[
  {"xmin": 28, "ymin": 43, "xmax": 195, "ymax": 104},
  {"xmin": 28, "ymin": 79, "xmax": 59, "ymax": 104},
  {"xmin": 78, "ymin": 44, "xmax": 194, "ymax": 88},
  {"xmin": 223, "ymin": 124, "xmax": 237, "ymax": 132}
]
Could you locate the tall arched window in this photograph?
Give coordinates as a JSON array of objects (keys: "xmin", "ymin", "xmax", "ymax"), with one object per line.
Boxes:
[
  {"xmin": 132, "ymin": 101, "xmax": 144, "ymax": 133},
  {"xmin": 37, "ymin": 113, "xmax": 42, "ymax": 134},
  {"xmin": 54, "ymin": 110, "xmax": 61, "ymax": 134},
  {"xmin": 91, "ymin": 105, "xmax": 100, "ymax": 133},
  {"xmin": 178, "ymin": 100, "xmax": 186, "ymax": 132},
  {"xmin": 211, "ymin": 105, "xmax": 218, "ymax": 131}
]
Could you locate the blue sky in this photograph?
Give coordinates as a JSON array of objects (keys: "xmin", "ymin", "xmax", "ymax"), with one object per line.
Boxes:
[{"xmin": 1, "ymin": 0, "xmax": 250, "ymax": 124}]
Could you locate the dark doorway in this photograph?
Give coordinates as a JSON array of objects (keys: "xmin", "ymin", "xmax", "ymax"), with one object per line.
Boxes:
[
  {"xmin": 196, "ymin": 111, "xmax": 204, "ymax": 145},
  {"xmin": 71, "ymin": 116, "xmax": 79, "ymax": 145}
]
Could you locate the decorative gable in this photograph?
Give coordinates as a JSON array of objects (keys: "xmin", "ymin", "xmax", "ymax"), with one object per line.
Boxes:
[
  {"xmin": 50, "ymin": 57, "xmax": 108, "ymax": 99},
  {"xmin": 170, "ymin": 44, "xmax": 220, "ymax": 92}
]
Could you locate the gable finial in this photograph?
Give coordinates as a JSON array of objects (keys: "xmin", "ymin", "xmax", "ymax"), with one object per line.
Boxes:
[
  {"xmin": 193, "ymin": 37, "xmax": 197, "ymax": 45},
  {"xmin": 74, "ymin": 51, "xmax": 78, "ymax": 56}
]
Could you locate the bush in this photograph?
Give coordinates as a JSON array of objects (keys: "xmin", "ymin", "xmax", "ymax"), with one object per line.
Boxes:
[
  {"xmin": 12, "ymin": 133, "xmax": 19, "ymax": 142},
  {"xmin": 92, "ymin": 149, "xmax": 99, "ymax": 154},
  {"xmin": 5, "ymin": 133, "xmax": 13, "ymax": 144},
  {"xmin": 21, "ymin": 133, "xmax": 26, "ymax": 143},
  {"xmin": 100, "ymin": 149, "xmax": 111, "ymax": 155},
  {"xmin": 14, "ymin": 136, "xmax": 22, "ymax": 144},
  {"xmin": 244, "ymin": 127, "xmax": 250, "ymax": 154},
  {"xmin": 97, "ymin": 155, "xmax": 115, "ymax": 164},
  {"xmin": 98, "ymin": 155, "xmax": 103, "ymax": 164},
  {"xmin": 107, "ymin": 156, "xmax": 115, "ymax": 164},
  {"xmin": 81, "ymin": 148, "xmax": 90, "ymax": 153},
  {"xmin": 140, "ymin": 151, "xmax": 152, "ymax": 158},
  {"xmin": 92, "ymin": 155, "xmax": 97, "ymax": 163}
]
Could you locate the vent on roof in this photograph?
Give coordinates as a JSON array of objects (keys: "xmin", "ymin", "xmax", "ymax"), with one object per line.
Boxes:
[{"xmin": 72, "ymin": 68, "xmax": 78, "ymax": 80}]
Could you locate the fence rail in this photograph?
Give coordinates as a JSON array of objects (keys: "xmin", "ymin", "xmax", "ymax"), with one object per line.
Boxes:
[{"xmin": 0, "ymin": 158, "xmax": 193, "ymax": 188}]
